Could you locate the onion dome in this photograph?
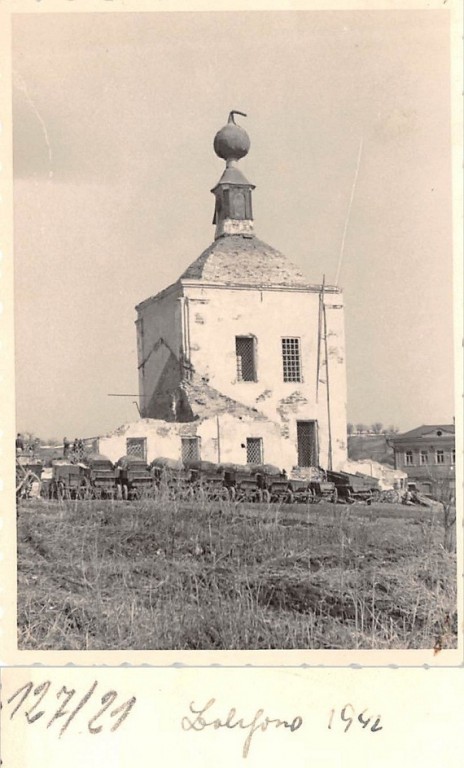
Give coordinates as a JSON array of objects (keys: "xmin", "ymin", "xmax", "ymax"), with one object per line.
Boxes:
[{"xmin": 214, "ymin": 111, "xmax": 250, "ymax": 164}]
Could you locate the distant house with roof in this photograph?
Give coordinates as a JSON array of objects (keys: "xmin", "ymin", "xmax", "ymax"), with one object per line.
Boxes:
[{"xmin": 391, "ymin": 424, "xmax": 456, "ymax": 497}]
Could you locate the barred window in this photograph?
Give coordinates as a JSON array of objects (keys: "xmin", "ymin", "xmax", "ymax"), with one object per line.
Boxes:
[
  {"xmin": 436, "ymin": 450, "xmax": 445, "ymax": 464},
  {"xmin": 405, "ymin": 451, "xmax": 414, "ymax": 466},
  {"xmin": 181, "ymin": 437, "xmax": 201, "ymax": 463},
  {"xmin": 236, "ymin": 336, "xmax": 256, "ymax": 382},
  {"xmin": 282, "ymin": 337, "xmax": 302, "ymax": 382},
  {"xmin": 126, "ymin": 438, "xmax": 147, "ymax": 460},
  {"xmin": 246, "ymin": 437, "xmax": 263, "ymax": 465},
  {"xmin": 420, "ymin": 450, "xmax": 428, "ymax": 465}
]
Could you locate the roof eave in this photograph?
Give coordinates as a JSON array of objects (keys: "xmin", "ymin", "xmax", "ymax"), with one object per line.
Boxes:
[{"xmin": 180, "ymin": 278, "xmax": 342, "ymax": 294}]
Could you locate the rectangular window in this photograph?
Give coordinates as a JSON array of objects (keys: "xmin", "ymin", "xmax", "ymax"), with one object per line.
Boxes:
[
  {"xmin": 420, "ymin": 450, "xmax": 428, "ymax": 465},
  {"xmin": 246, "ymin": 437, "xmax": 263, "ymax": 465},
  {"xmin": 181, "ymin": 437, "xmax": 201, "ymax": 463},
  {"xmin": 452, "ymin": 449, "xmax": 456, "ymax": 465},
  {"xmin": 126, "ymin": 437, "xmax": 147, "ymax": 461},
  {"xmin": 282, "ymin": 337, "xmax": 302, "ymax": 382},
  {"xmin": 436, "ymin": 450, "xmax": 445, "ymax": 464},
  {"xmin": 235, "ymin": 336, "xmax": 256, "ymax": 382},
  {"xmin": 405, "ymin": 451, "xmax": 414, "ymax": 466}
]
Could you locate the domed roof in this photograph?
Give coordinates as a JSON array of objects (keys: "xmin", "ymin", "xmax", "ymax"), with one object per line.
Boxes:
[
  {"xmin": 180, "ymin": 234, "xmax": 311, "ymax": 288},
  {"xmin": 213, "ymin": 110, "xmax": 250, "ymax": 162}
]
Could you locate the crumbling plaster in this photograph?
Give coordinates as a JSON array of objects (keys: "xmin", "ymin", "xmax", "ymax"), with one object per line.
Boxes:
[{"xmin": 134, "ymin": 266, "xmax": 348, "ymax": 470}]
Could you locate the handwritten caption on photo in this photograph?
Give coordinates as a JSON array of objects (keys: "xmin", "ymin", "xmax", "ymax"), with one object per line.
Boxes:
[
  {"xmin": 182, "ymin": 697, "xmax": 383, "ymax": 757},
  {"xmin": 6, "ymin": 680, "xmax": 136, "ymax": 737},
  {"xmin": 4, "ymin": 681, "xmax": 383, "ymax": 758}
]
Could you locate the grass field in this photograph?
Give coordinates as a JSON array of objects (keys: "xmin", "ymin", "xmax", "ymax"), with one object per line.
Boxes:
[{"xmin": 17, "ymin": 497, "xmax": 457, "ymax": 651}]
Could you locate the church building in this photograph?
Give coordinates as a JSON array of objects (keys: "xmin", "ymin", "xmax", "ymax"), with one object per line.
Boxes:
[{"xmin": 99, "ymin": 112, "xmax": 348, "ymax": 473}]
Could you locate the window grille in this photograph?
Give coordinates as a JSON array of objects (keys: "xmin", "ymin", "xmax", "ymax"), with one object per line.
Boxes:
[
  {"xmin": 436, "ymin": 450, "xmax": 444, "ymax": 464},
  {"xmin": 282, "ymin": 337, "xmax": 302, "ymax": 382},
  {"xmin": 420, "ymin": 451, "xmax": 428, "ymax": 465},
  {"xmin": 405, "ymin": 451, "xmax": 414, "ymax": 466},
  {"xmin": 126, "ymin": 438, "xmax": 147, "ymax": 460},
  {"xmin": 181, "ymin": 437, "xmax": 201, "ymax": 463},
  {"xmin": 236, "ymin": 336, "xmax": 256, "ymax": 382},
  {"xmin": 246, "ymin": 437, "xmax": 263, "ymax": 464},
  {"xmin": 297, "ymin": 421, "xmax": 318, "ymax": 467}
]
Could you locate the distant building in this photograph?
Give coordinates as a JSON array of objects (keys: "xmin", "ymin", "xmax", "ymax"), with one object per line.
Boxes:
[
  {"xmin": 392, "ymin": 424, "xmax": 455, "ymax": 497},
  {"xmin": 101, "ymin": 112, "xmax": 348, "ymax": 472}
]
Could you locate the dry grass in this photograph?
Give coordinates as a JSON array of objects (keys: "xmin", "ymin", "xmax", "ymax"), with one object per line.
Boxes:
[{"xmin": 17, "ymin": 496, "xmax": 457, "ymax": 650}]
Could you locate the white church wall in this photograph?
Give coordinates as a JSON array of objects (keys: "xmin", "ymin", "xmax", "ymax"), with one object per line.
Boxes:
[
  {"xmin": 183, "ymin": 283, "xmax": 347, "ymax": 470},
  {"xmin": 97, "ymin": 415, "xmax": 302, "ymax": 473},
  {"xmin": 184, "ymin": 285, "xmax": 319, "ymax": 414},
  {"xmin": 136, "ymin": 286, "xmax": 183, "ymax": 419}
]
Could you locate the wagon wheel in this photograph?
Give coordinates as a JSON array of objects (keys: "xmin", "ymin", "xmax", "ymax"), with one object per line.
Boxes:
[
  {"xmin": 196, "ymin": 486, "xmax": 206, "ymax": 503},
  {"xmin": 207, "ymin": 486, "xmax": 220, "ymax": 502},
  {"xmin": 78, "ymin": 479, "xmax": 91, "ymax": 500},
  {"xmin": 19, "ymin": 472, "xmax": 40, "ymax": 500},
  {"xmin": 169, "ymin": 485, "xmax": 179, "ymax": 501},
  {"xmin": 312, "ymin": 489, "xmax": 322, "ymax": 504},
  {"xmin": 345, "ymin": 489, "xmax": 355, "ymax": 505}
]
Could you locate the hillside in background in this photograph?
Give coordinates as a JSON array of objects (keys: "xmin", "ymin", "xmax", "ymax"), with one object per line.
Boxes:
[{"xmin": 347, "ymin": 435, "xmax": 394, "ymax": 466}]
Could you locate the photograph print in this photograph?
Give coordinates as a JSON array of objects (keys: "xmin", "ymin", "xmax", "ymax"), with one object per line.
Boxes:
[{"xmin": 11, "ymin": 8, "xmax": 459, "ymax": 654}]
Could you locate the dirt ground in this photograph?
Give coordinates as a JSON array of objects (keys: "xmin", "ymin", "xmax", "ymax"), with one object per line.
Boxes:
[{"xmin": 16, "ymin": 497, "xmax": 457, "ymax": 651}]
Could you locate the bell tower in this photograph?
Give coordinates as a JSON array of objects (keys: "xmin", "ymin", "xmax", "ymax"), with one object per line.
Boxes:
[{"xmin": 211, "ymin": 111, "xmax": 255, "ymax": 239}]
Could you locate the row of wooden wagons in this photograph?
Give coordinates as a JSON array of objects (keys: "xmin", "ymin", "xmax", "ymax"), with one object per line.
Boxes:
[{"xmin": 17, "ymin": 454, "xmax": 382, "ymax": 504}]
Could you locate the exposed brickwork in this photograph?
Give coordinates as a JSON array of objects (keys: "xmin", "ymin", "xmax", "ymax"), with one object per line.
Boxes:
[
  {"xmin": 276, "ymin": 391, "xmax": 310, "ymax": 423},
  {"xmin": 256, "ymin": 389, "xmax": 272, "ymax": 402},
  {"xmin": 179, "ymin": 374, "xmax": 268, "ymax": 422}
]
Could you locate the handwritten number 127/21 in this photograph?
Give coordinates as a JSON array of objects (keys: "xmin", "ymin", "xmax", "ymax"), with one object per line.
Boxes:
[
  {"xmin": 7, "ymin": 680, "xmax": 136, "ymax": 738},
  {"xmin": 328, "ymin": 705, "xmax": 382, "ymax": 733}
]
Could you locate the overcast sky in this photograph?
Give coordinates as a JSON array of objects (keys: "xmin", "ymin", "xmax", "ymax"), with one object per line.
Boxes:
[{"xmin": 12, "ymin": 9, "xmax": 455, "ymax": 440}]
